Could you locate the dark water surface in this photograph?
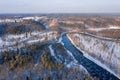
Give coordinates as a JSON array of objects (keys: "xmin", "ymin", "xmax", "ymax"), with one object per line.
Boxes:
[{"xmin": 62, "ymin": 35, "xmax": 119, "ymax": 80}]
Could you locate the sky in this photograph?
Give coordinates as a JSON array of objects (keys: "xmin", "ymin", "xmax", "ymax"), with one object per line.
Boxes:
[{"xmin": 0, "ymin": 0, "xmax": 120, "ymax": 13}]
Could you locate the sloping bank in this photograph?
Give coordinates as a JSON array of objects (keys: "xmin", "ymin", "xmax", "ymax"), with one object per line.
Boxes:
[
  {"xmin": 67, "ymin": 33, "xmax": 120, "ymax": 79},
  {"xmin": 0, "ymin": 31, "xmax": 59, "ymax": 52}
]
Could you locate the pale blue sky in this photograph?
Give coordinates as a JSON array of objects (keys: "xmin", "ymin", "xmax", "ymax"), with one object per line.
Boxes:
[{"xmin": 0, "ymin": 0, "xmax": 120, "ymax": 13}]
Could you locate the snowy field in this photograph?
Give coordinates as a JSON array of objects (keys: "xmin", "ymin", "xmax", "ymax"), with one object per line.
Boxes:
[{"xmin": 88, "ymin": 26, "xmax": 120, "ymax": 32}]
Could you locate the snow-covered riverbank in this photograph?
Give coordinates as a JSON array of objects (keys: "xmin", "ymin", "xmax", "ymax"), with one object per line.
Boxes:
[
  {"xmin": 48, "ymin": 43, "xmax": 90, "ymax": 79},
  {"xmin": 68, "ymin": 33, "xmax": 120, "ymax": 79}
]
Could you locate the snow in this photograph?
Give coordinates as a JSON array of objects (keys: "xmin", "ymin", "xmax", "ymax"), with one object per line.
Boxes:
[
  {"xmin": 66, "ymin": 61, "xmax": 88, "ymax": 74},
  {"xmin": 27, "ymin": 40, "xmax": 40, "ymax": 44},
  {"xmin": 59, "ymin": 21, "xmax": 84, "ymax": 24},
  {"xmin": 49, "ymin": 45, "xmax": 55, "ymax": 57},
  {"xmin": 58, "ymin": 32, "xmax": 68, "ymax": 44},
  {"xmin": 0, "ymin": 19, "xmax": 23, "ymax": 23},
  {"xmin": 60, "ymin": 39, "xmax": 88, "ymax": 74},
  {"xmin": 65, "ymin": 49, "xmax": 88, "ymax": 74},
  {"xmin": 0, "ymin": 16, "xmax": 46, "ymax": 23},
  {"xmin": 84, "ymin": 53, "xmax": 118, "ymax": 78},
  {"xmin": 35, "ymin": 20, "xmax": 49, "ymax": 29},
  {"xmin": 49, "ymin": 45, "xmax": 63, "ymax": 63},
  {"xmin": 48, "ymin": 33, "xmax": 89, "ymax": 74},
  {"xmin": 58, "ymin": 37, "xmax": 62, "ymax": 43},
  {"xmin": 22, "ymin": 16, "xmax": 47, "ymax": 21},
  {"xmin": 43, "ymin": 23, "xmax": 49, "ymax": 29},
  {"xmin": 22, "ymin": 16, "xmax": 42, "ymax": 20},
  {"xmin": 67, "ymin": 33, "xmax": 120, "ymax": 79},
  {"xmin": 0, "ymin": 31, "xmax": 58, "ymax": 52},
  {"xmin": 88, "ymin": 26, "xmax": 120, "ymax": 32},
  {"xmin": 85, "ymin": 32, "xmax": 119, "ymax": 41},
  {"xmin": 109, "ymin": 26, "xmax": 120, "ymax": 29}
]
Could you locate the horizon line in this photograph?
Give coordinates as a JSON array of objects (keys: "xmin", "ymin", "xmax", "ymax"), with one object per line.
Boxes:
[{"xmin": 0, "ymin": 12, "xmax": 120, "ymax": 14}]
